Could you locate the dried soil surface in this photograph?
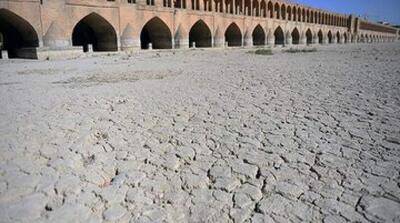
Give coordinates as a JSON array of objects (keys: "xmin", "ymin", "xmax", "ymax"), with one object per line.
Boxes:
[{"xmin": 0, "ymin": 43, "xmax": 399, "ymax": 223}]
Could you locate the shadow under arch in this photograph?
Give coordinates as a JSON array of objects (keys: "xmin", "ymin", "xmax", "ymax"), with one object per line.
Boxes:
[
  {"xmin": 336, "ymin": 31, "xmax": 340, "ymax": 43},
  {"xmin": 274, "ymin": 26, "xmax": 284, "ymax": 45},
  {"xmin": 140, "ymin": 17, "xmax": 172, "ymax": 49},
  {"xmin": 189, "ymin": 20, "xmax": 212, "ymax": 48},
  {"xmin": 0, "ymin": 8, "xmax": 39, "ymax": 58},
  {"xmin": 318, "ymin": 30, "xmax": 323, "ymax": 44},
  {"xmin": 72, "ymin": 13, "xmax": 118, "ymax": 52},
  {"xmin": 252, "ymin": 24, "xmax": 265, "ymax": 46},
  {"xmin": 225, "ymin": 23, "xmax": 242, "ymax": 47},
  {"xmin": 305, "ymin": 29, "xmax": 312, "ymax": 44},
  {"xmin": 327, "ymin": 31, "xmax": 333, "ymax": 43},
  {"xmin": 291, "ymin": 27, "xmax": 300, "ymax": 44}
]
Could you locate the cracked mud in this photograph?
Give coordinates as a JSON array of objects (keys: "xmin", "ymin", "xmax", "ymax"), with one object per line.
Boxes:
[{"xmin": 0, "ymin": 43, "xmax": 399, "ymax": 222}]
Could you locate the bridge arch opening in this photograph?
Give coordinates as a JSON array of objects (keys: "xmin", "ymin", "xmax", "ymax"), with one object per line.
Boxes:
[
  {"xmin": 296, "ymin": 8, "xmax": 300, "ymax": 21},
  {"xmin": 254, "ymin": 1, "xmax": 260, "ymax": 17},
  {"xmin": 306, "ymin": 29, "xmax": 313, "ymax": 44},
  {"xmin": 291, "ymin": 28, "xmax": 300, "ymax": 44},
  {"xmin": 252, "ymin": 25, "xmax": 265, "ymax": 46},
  {"xmin": 287, "ymin": 6, "xmax": 291, "ymax": 20},
  {"xmin": 189, "ymin": 20, "xmax": 212, "ymax": 48},
  {"xmin": 72, "ymin": 13, "xmax": 118, "ymax": 52},
  {"xmin": 140, "ymin": 17, "xmax": 172, "ymax": 49},
  {"xmin": 274, "ymin": 3, "xmax": 280, "ymax": 19},
  {"xmin": 0, "ymin": 9, "xmax": 39, "ymax": 58},
  {"xmin": 225, "ymin": 23, "xmax": 242, "ymax": 47},
  {"xmin": 336, "ymin": 31, "xmax": 340, "ymax": 43},
  {"xmin": 327, "ymin": 31, "xmax": 332, "ymax": 43},
  {"xmin": 267, "ymin": 1, "xmax": 273, "ymax": 18},
  {"xmin": 318, "ymin": 30, "xmax": 323, "ymax": 44},
  {"xmin": 292, "ymin": 7, "xmax": 297, "ymax": 21},
  {"xmin": 281, "ymin": 4, "xmax": 286, "ymax": 20},
  {"xmin": 260, "ymin": 0, "xmax": 266, "ymax": 17},
  {"xmin": 274, "ymin": 26, "xmax": 284, "ymax": 45}
]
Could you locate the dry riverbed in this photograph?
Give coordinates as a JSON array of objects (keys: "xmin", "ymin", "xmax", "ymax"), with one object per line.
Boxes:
[{"xmin": 0, "ymin": 43, "xmax": 399, "ymax": 223}]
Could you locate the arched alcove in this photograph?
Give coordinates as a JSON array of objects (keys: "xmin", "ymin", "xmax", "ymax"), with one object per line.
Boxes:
[
  {"xmin": 140, "ymin": 17, "xmax": 172, "ymax": 49},
  {"xmin": 252, "ymin": 25, "xmax": 265, "ymax": 46},
  {"xmin": 72, "ymin": 13, "xmax": 118, "ymax": 52},
  {"xmin": 0, "ymin": 9, "xmax": 39, "ymax": 58},
  {"xmin": 189, "ymin": 20, "xmax": 212, "ymax": 48},
  {"xmin": 274, "ymin": 26, "xmax": 284, "ymax": 45},
  {"xmin": 225, "ymin": 23, "xmax": 242, "ymax": 47}
]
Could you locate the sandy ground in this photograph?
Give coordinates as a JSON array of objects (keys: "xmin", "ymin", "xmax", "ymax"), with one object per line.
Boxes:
[{"xmin": 0, "ymin": 43, "xmax": 399, "ymax": 223}]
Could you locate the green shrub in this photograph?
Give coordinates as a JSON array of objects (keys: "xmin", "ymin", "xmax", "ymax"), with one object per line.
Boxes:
[
  {"xmin": 252, "ymin": 49, "xmax": 273, "ymax": 55},
  {"xmin": 285, "ymin": 47, "xmax": 317, "ymax": 53}
]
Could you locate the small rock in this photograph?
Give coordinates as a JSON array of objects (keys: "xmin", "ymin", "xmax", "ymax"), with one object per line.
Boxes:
[{"xmin": 103, "ymin": 204, "xmax": 127, "ymax": 221}]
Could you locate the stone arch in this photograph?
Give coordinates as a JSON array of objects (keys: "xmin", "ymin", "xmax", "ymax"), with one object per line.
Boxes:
[
  {"xmin": 302, "ymin": 8, "xmax": 306, "ymax": 22},
  {"xmin": 140, "ymin": 17, "xmax": 172, "ymax": 49},
  {"xmin": 292, "ymin": 6, "xmax": 297, "ymax": 21},
  {"xmin": 268, "ymin": 1, "xmax": 273, "ymax": 18},
  {"xmin": 311, "ymin": 10, "xmax": 315, "ymax": 23},
  {"xmin": 244, "ymin": 0, "xmax": 251, "ymax": 15},
  {"xmin": 318, "ymin": 12, "xmax": 321, "ymax": 24},
  {"xmin": 291, "ymin": 27, "xmax": 300, "ymax": 44},
  {"xmin": 287, "ymin": 5, "xmax": 291, "ymax": 21},
  {"xmin": 274, "ymin": 2, "xmax": 280, "ymax": 19},
  {"xmin": 252, "ymin": 24, "xmax": 265, "ymax": 46},
  {"xmin": 306, "ymin": 29, "xmax": 312, "ymax": 44},
  {"xmin": 274, "ymin": 26, "xmax": 284, "ymax": 45},
  {"xmin": 203, "ymin": 0, "xmax": 212, "ymax": 11},
  {"xmin": 318, "ymin": 30, "xmax": 323, "ymax": 44},
  {"xmin": 327, "ymin": 30, "xmax": 332, "ymax": 43},
  {"xmin": 297, "ymin": 8, "xmax": 302, "ymax": 22},
  {"xmin": 0, "ymin": 8, "xmax": 39, "ymax": 58},
  {"xmin": 260, "ymin": 0, "xmax": 267, "ymax": 17},
  {"xmin": 215, "ymin": 0, "xmax": 223, "ymax": 12},
  {"xmin": 281, "ymin": 4, "xmax": 286, "ymax": 20},
  {"xmin": 225, "ymin": 23, "xmax": 242, "ymax": 47},
  {"xmin": 189, "ymin": 20, "xmax": 212, "ymax": 48},
  {"xmin": 72, "ymin": 12, "xmax": 118, "ymax": 52},
  {"xmin": 254, "ymin": 0, "xmax": 260, "ymax": 17}
]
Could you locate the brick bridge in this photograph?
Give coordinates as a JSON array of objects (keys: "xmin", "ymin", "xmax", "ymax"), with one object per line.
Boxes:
[{"xmin": 0, "ymin": 0, "xmax": 398, "ymax": 59}]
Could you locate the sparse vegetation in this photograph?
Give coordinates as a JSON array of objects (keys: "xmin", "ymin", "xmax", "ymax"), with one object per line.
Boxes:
[
  {"xmin": 284, "ymin": 47, "xmax": 317, "ymax": 53},
  {"xmin": 250, "ymin": 48, "xmax": 273, "ymax": 55}
]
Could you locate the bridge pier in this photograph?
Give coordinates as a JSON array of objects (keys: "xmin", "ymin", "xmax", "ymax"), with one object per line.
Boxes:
[
  {"xmin": 121, "ymin": 24, "xmax": 140, "ymax": 51},
  {"xmin": 267, "ymin": 30, "xmax": 275, "ymax": 46},
  {"xmin": 312, "ymin": 34, "xmax": 318, "ymax": 45},
  {"xmin": 214, "ymin": 37, "xmax": 225, "ymax": 48},
  {"xmin": 1, "ymin": 50, "xmax": 8, "ymax": 59},
  {"xmin": 286, "ymin": 33, "xmax": 292, "ymax": 46},
  {"xmin": 332, "ymin": 35, "xmax": 337, "ymax": 44},
  {"xmin": 323, "ymin": 37, "xmax": 329, "ymax": 44}
]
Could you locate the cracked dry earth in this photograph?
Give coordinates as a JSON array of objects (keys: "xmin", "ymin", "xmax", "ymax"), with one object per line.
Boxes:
[{"xmin": 1, "ymin": 43, "xmax": 400, "ymax": 223}]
